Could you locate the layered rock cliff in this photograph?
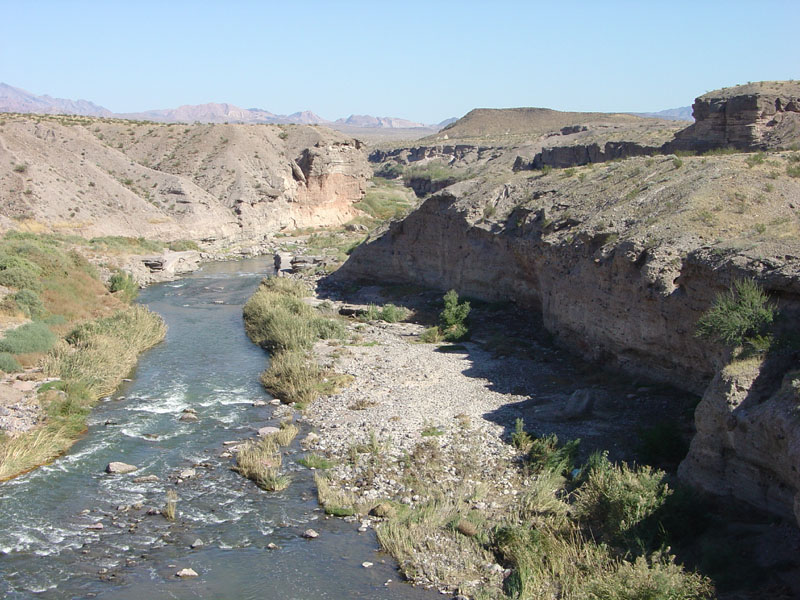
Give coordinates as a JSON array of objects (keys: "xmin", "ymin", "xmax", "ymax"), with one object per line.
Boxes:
[
  {"xmin": 333, "ymin": 147, "xmax": 800, "ymax": 523},
  {"xmin": 0, "ymin": 115, "xmax": 370, "ymax": 246},
  {"xmin": 667, "ymin": 81, "xmax": 800, "ymax": 153}
]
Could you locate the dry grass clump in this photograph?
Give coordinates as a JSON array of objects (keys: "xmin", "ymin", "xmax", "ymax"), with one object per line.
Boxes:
[
  {"xmin": 314, "ymin": 472, "xmax": 365, "ymax": 517},
  {"xmin": 260, "ymin": 350, "xmax": 321, "ymax": 405},
  {"xmin": 162, "ymin": 489, "xmax": 178, "ymax": 520},
  {"xmin": 272, "ymin": 421, "xmax": 299, "ymax": 446},
  {"xmin": 233, "ymin": 437, "xmax": 290, "ymax": 492}
]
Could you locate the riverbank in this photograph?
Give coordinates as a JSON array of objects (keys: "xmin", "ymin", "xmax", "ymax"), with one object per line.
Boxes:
[
  {"xmin": 243, "ymin": 274, "xmax": 800, "ymax": 599},
  {"xmin": 0, "ymin": 232, "xmax": 167, "ymax": 480}
]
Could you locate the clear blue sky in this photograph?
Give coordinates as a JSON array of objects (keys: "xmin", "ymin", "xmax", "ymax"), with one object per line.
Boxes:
[{"xmin": 1, "ymin": 0, "xmax": 797, "ymax": 123}]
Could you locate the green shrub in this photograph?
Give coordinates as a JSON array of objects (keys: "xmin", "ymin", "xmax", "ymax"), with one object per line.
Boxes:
[
  {"xmin": 0, "ymin": 322, "xmax": 57, "ymax": 354},
  {"xmin": 573, "ymin": 459, "xmax": 672, "ymax": 544},
  {"xmin": 583, "ymin": 551, "xmax": 714, "ymax": 599},
  {"xmin": 440, "ymin": 290, "xmax": 470, "ymax": 341},
  {"xmin": 358, "ymin": 303, "xmax": 408, "ymax": 323},
  {"xmin": 526, "ymin": 433, "xmax": 580, "ymax": 476},
  {"xmin": 109, "ymin": 271, "xmax": 138, "ymax": 302},
  {"xmin": 672, "ymin": 157, "xmax": 684, "ymax": 169},
  {"xmin": 419, "ymin": 326, "xmax": 444, "ymax": 343},
  {"xmin": 695, "ymin": 279, "xmax": 775, "ymax": 348},
  {"xmin": 9, "ymin": 289, "xmax": 45, "ymax": 318},
  {"xmin": 0, "ymin": 352, "xmax": 21, "ymax": 373}
]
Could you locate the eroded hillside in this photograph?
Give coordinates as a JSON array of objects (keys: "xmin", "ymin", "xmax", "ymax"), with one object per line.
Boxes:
[{"xmin": 0, "ymin": 114, "xmax": 370, "ymax": 247}]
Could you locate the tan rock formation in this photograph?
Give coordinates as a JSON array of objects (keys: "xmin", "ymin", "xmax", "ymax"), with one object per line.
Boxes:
[
  {"xmin": 679, "ymin": 360, "xmax": 800, "ymax": 526},
  {"xmin": 669, "ymin": 81, "xmax": 800, "ymax": 152},
  {"xmin": 0, "ymin": 115, "xmax": 370, "ymax": 247}
]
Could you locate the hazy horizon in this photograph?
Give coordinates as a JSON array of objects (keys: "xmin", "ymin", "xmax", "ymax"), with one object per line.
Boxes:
[{"xmin": 1, "ymin": 0, "xmax": 797, "ymax": 124}]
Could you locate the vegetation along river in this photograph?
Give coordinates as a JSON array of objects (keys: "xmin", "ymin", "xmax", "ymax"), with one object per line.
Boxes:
[{"xmin": 0, "ymin": 256, "xmax": 438, "ymax": 599}]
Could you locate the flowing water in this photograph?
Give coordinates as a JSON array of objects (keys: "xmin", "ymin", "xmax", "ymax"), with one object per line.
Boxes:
[{"xmin": 0, "ymin": 257, "xmax": 437, "ymax": 599}]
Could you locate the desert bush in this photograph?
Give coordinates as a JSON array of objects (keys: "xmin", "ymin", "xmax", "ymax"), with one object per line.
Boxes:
[
  {"xmin": 695, "ymin": 279, "xmax": 775, "ymax": 348},
  {"xmin": 8, "ymin": 289, "xmax": 45, "ymax": 318},
  {"xmin": 526, "ymin": 433, "xmax": 580, "ymax": 477},
  {"xmin": 745, "ymin": 152, "xmax": 766, "ymax": 168},
  {"xmin": 109, "ymin": 270, "xmax": 138, "ymax": 302},
  {"xmin": 582, "ymin": 551, "xmax": 713, "ymax": 599},
  {"xmin": 0, "ymin": 322, "xmax": 57, "ymax": 354},
  {"xmin": 0, "ymin": 352, "xmax": 21, "ymax": 373},
  {"xmin": 573, "ymin": 459, "xmax": 672, "ymax": 544},
  {"xmin": 419, "ymin": 326, "xmax": 444, "ymax": 343},
  {"xmin": 358, "ymin": 303, "xmax": 409, "ymax": 323}
]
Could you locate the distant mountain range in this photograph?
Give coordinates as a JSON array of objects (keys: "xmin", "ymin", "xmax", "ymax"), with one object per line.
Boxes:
[
  {"xmin": 0, "ymin": 83, "xmax": 453, "ymax": 130},
  {"xmin": 0, "ymin": 83, "xmax": 692, "ymax": 131},
  {"xmin": 631, "ymin": 107, "xmax": 693, "ymax": 121}
]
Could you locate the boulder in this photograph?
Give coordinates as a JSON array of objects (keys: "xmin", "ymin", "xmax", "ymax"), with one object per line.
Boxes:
[
  {"xmin": 258, "ymin": 426, "xmax": 280, "ymax": 437},
  {"xmin": 176, "ymin": 568, "xmax": 198, "ymax": 578},
  {"xmin": 560, "ymin": 389, "xmax": 603, "ymax": 419},
  {"xmin": 106, "ymin": 462, "xmax": 137, "ymax": 474},
  {"xmin": 302, "ymin": 529, "xmax": 319, "ymax": 539}
]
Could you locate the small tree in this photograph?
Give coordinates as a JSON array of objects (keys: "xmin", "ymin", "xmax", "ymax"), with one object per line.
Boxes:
[{"xmin": 440, "ymin": 289, "xmax": 470, "ymax": 341}]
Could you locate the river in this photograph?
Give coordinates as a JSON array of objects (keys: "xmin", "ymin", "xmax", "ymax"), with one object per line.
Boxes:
[{"xmin": 0, "ymin": 256, "xmax": 437, "ymax": 599}]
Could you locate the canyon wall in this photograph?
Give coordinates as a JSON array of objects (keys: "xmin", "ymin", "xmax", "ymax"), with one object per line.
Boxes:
[{"xmin": 333, "ymin": 148, "xmax": 800, "ymax": 524}]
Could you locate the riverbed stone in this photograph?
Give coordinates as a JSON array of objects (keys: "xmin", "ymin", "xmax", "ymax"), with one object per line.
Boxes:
[
  {"xmin": 176, "ymin": 568, "xmax": 198, "ymax": 578},
  {"xmin": 302, "ymin": 529, "xmax": 319, "ymax": 539},
  {"xmin": 258, "ymin": 426, "xmax": 280, "ymax": 437},
  {"xmin": 133, "ymin": 475, "xmax": 160, "ymax": 483},
  {"xmin": 106, "ymin": 462, "xmax": 137, "ymax": 474},
  {"xmin": 178, "ymin": 468, "xmax": 196, "ymax": 479},
  {"xmin": 179, "ymin": 412, "xmax": 199, "ymax": 422},
  {"xmin": 190, "ymin": 538, "xmax": 204, "ymax": 548}
]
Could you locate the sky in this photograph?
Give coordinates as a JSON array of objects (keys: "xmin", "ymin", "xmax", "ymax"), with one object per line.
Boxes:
[{"xmin": 1, "ymin": 0, "xmax": 798, "ymax": 124}]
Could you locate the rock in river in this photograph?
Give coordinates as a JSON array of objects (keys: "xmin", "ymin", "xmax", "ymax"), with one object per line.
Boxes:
[{"xmin": 106, "ymin": 462, "xmax": 137, "ymax": 474}]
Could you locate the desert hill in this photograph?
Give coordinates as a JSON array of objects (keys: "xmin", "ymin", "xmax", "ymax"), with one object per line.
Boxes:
[{"xmin": 0, "ymin": 114, "xmax": 370, "ymax": 246}]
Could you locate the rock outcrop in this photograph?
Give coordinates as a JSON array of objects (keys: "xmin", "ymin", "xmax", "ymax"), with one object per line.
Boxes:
[
  {"xmin": 679, "ymin": 358, "xmax": 800, "ymax": 526},
  {"xmin": 668, "ymin": 81, "xmax": 800, "ymax": 152}
]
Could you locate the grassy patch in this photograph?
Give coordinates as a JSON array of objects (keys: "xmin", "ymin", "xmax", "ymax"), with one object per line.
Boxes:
[
  {"xmin": 243, "ymin": 277, "xmax": 351, "ymax": 406},
  {"xmin": 233, "ymin": 436, "xmax": 290, "ymax": 492},
  {"xmin": 299, "ymin": 453, "xmax": 334, "ymax": 470}
]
